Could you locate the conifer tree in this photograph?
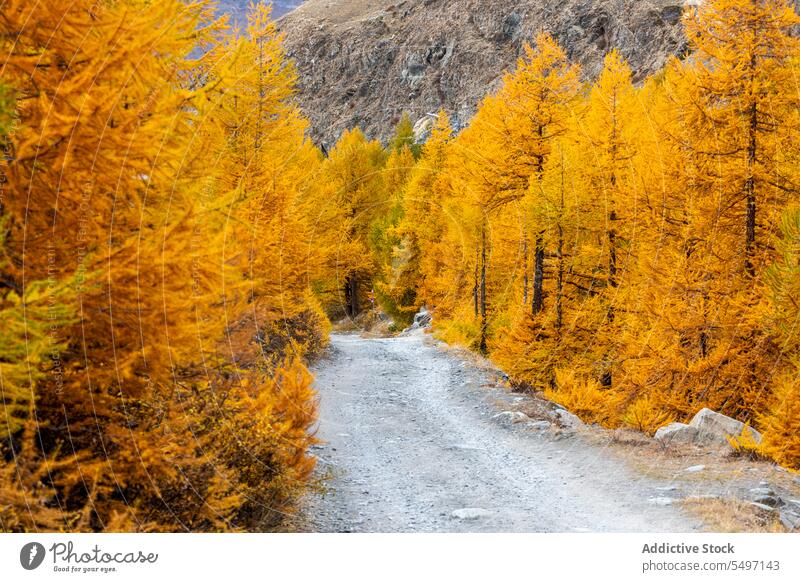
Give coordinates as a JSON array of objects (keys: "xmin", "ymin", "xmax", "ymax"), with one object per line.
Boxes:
[
  {"xmin": 306, "ymin": 128, "xmax": 387, "ymax": 318},
  {"xmin": 399, "ymin": 112, "xmax": 454, "ymax": 310},
  {"xmin": 759, "ymin": 207, "xmax": 800, "ymax": 468},
  {"xmin": 1, "ymin": 0, "xmax": 323, "ymax": 531}
]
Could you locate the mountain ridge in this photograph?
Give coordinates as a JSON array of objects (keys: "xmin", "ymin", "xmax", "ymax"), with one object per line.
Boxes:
[{"xmin": 277, "ymin": 0, "xmax": 689, "ymax": 146}]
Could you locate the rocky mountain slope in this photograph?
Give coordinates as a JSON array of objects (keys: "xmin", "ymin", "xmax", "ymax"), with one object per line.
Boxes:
[{"xmin": 277, "ymin": 0, "xmax": 690, "ymax": 146}]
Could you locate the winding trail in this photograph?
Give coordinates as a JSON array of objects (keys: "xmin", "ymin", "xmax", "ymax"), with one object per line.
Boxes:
[{"xmin": 296, "ymin": 331, "xmax": 702, "ymax": 532}]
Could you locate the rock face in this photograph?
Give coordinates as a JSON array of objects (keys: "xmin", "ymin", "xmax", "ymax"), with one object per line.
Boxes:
[{"xmin": 278, "ymin": 0, "xmax": 688, "ymax": 146}]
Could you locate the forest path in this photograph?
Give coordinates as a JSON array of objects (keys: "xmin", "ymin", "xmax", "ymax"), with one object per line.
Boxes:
[{"xmin": 293, "ymin": 331, "xmax": 702, "ymax": 532}]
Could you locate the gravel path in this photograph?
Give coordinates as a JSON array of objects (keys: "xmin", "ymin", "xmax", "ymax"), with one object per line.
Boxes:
[{"xmin": 294, "ymin": 331, "xmax": 703, "ymax": 532}]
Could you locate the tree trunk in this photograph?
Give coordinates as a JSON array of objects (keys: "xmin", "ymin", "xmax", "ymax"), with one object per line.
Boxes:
[
  {"xmin": 344, "ymin": 274, "xmax": 359, "ymax": 317},
  {"xmin": 522, "ymin": 238, "xmax": 529, "ymax": 305},
  {"xmin": 479, "ymin": 223, "xmax": 488, "ymax": 354},
  {"xmin": 556, "ymin": 152, "xmax": 565, "ymax": 333},
  {"xmin": 608, "ymin": 209, "xmax": 618, "ymax": 289},
  {"xmin": 531, "ymin": 145, "xmax": 546, "ymax": 315},
  {"xmin": 473, "ymin": 245, "xmax": 479, "ymax": 318},
  {"xmin": 531, "ymin": 233, "xmax": 544, "ymax": 314},
  {"xmin": 607, "ymin": 214, "xmax": 617, "ymax": 334},
  {"xmin": 556, "ymin": 223, "xmax": 564, "ymax": 333},
  {"xmin": 744, "ymin": 99, "xmax": 757, "ymax": 278}
]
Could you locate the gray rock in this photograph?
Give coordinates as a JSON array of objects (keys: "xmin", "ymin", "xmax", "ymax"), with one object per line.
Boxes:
[
  {"xmin": 660, "ymin": 5, "xmax": 684, "ymax": 25},
  {"xmin": 412, "ymin": 307, "xmax": 432, "ymax": 329},
  {"xmin": 527, "ymin": 420, "xmax": 552, "ymax": 431},
  {"xmin": 684, "ymin": 464, "xmax": 705, "ymax": 473},
  {"xmin": 492, "ymin": 411, "xmax": 530, "ymax": 427},
  {"xmin": 654, "ymin": 422, "xmax": 700, "ymax": 445},
  {"xmin": 749, "ymin": 487, "xmax": 775, "ymax": 497},
  {"xmin": 753, "ymin": 494, "xmax": 784, "ymax": 508},
  {"xmin": 780, "ymin": 511, "xmax": 800, "ymax": 531},
  {"xmin": 412, "ymin": 115, "xmax": 435, "ymax": 143},
  {"xmin": 749, "ymin": 501, "xmax": 778, "ymax": 513},
  {"xmin": 688, "ymin": 408, "xmax": 762, "ymax": 448},
  {"xmin": 450, "ymin": 508, "xmax": 491, "ymax": 520},
  {"xmin": 553, "ymin": 408, "xmax": 583, "ymax": 429},
  {"xmin": 648, "ymin": 497, "xmax": 675, "ymax": 506}
]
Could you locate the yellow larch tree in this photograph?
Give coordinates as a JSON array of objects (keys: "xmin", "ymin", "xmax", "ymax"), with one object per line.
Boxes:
[
  {"xmin": 398, "ymin": 112, "xmax": 455, "ymax": 316},
  {"xmin": 1, "ymin": 0, "xmax": 324, "ymax": 532},
  {"xmin": 304, "ymin": 127, "xmax": 387, "ymax": 319},
  {"xmin": 759, "ymin": 207, "xmax": 800, "ymax": 468},
  {"xmin": 443, "ymin": 33, "xmax": 581, "ymax": 353},
  {"xmin": 619, "ymin": 0, "xmax": 800, "ymax": 424}
]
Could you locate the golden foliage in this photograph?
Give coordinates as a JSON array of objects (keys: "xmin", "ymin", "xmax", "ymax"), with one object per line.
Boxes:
[
  {"xmin": 1, "ymin": 1, "xmax": 324, "ymax": 531},
  {"xmin": 758, "ymin": 374, "xmax": 800, "ymax": 468},
  {"xmin": 370, "ymin": 0, "xmax": 800, "ymax": 469},
  {"xmin": 622, "ymin": 396, "xmax": 674, "ymax": 436},
  {"xmin": 545, "ymin": 369, "xmax": 621, "ymax": 428}
]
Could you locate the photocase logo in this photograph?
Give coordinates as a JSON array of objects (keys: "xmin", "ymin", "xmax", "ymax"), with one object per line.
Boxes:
[{"xmin": 20, "ymin": 542, "xmax": 46, "ymax": 570}]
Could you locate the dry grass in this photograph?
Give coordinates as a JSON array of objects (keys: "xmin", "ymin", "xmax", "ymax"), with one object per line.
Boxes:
[{"xmin": 681, "ymin": 497, "xmax": 787, "ymax": 533}]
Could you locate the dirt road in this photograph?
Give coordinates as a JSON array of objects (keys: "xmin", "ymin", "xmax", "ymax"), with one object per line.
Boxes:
[{"xmin": 295, "ymin": 331, "xmax": 702, "ymax": 532}]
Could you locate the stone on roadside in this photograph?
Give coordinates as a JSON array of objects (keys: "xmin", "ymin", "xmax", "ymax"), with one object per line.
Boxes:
[
  {"xmin": 780, "ymin": 511, "xmax": 800, "ymax": 532},
  {"xmin": 402, "ymin": 307, "xmax": 433, "ymax": 333},
  {"xmin": 749, "ymin": 501, "xmax": 778, "ymax": 513},
  {"xmin": 688, "ymin": 407, "xmax": 762, "ymax": 448},
  {"xmin": 527, "ymin": 420, "xmax": 552, "ymax": 431},
  {"xmin": 412, "ymin": 307, "xmax": 432, "ymax": 328},
  {"xmin": 749, "ymin": 487, "xmax": 774, "ymax": 497},
  {"xmin": 654, "ymin": 422, "xmax": 700, "ymax": 445},
  {"xmin": 492, "ymin": 411, "xmax": 530, "ymax": 427},
  {"xmin": 553, "ymin": 408, "xmax": 583, "ymax": 429},
  {"xmin": 450, "ymin": 508, "xmax": 491, "ymax": 520},
  {"xmin": 754, "ymin": 495, "xmax": 784, "ymax": 508}
]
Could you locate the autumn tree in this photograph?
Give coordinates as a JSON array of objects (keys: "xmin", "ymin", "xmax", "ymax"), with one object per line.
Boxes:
[
  {"xmin": 397, "ymin": 112, "xmax": 454, "ymax": 315},
  {"xmin": 1, "ymin": 0, "xmax": 323, "ymax": 532},
  {"xmin": 616, "ymin": 0, "xmax": 800, "ymax": 423},
  {"xmin": 305, "ymin": 128, "xmax": 387, "ymax": 318},
  {"xmin": 759, "ymin": 207, "xmax": 800, "ymax": 468},
  {"xmin": 570, "ymin": 50, "xmax": 642, "ymax": 389},
  {"xmin": 443, "ymin": 33, "xmax": 581, "ymax": 353},
  {"xmin": 371, "ymin": 123, "xmax": 417, "ymax": 325}
]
